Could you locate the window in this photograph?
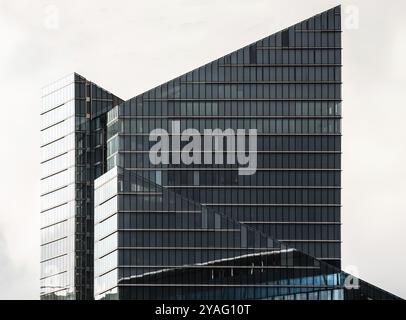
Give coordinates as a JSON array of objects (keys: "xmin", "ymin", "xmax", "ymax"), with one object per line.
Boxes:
[
  {"xmin": 193, "ymin": 171, "xmax": 199, "ymax": 186},
  {"xmin": 155, "ymin": 171, "xmax": 162, "ymax": 185},
  {"xmin": 249, "ymin": 45, "xmax": 257, "ymax": 64}
]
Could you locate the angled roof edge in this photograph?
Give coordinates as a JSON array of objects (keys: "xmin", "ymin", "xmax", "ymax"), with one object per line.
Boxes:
[
  {"xmin": 115, "ymin": 166, "xmax": 402, "ymax": 300},
  {"xmin": 116, "ymin": 5, "xmax": 341, "ymax": 106}
]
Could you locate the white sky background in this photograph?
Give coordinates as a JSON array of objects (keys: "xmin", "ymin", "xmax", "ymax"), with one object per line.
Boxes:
[{"xmin": 0, "ymin": 0, "xmax": 405, "ymax": 299}]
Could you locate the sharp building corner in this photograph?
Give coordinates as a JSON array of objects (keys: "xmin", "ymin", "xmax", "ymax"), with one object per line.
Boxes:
[{"xmin": 40, "ymin": 6, "xmax": 402, "ymax": 300}]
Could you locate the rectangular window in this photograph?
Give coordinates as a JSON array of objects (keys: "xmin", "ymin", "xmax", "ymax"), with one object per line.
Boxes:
[
  {"xmin": 249, "ymin": 45, "xmax": 257, "ymax": 64},
  {"xmin": 193, "ymin": 171, "xmax": 199, "ymax": 186},
  {"xmin": 282, "ymin": 30, "xmax": 289, "ymax": 47}
]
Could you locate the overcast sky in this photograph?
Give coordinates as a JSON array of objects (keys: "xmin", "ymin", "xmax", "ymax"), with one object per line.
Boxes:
[{"xmin": 0, "ymin": 0, "xmax": 405, "ymax": 299}]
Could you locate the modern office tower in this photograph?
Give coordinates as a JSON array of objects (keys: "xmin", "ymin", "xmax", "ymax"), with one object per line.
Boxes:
[
  {"xmin": 43, "ymin": 6, "xmax": 401, "ymax": 300},
  {"xmin": 93, "ymin": 6, "xmax": 344, "ymax": 299},
  {"xmin": 40, "ymin": 73, "xmax": 122, "ymax": 300},
  {"xmin": 100, "ymin": 6, "xmax": 343, "ymax": 270},
  {"xmin": 94, "ymin": 167, "xmax": 398, "ymax": 300}
]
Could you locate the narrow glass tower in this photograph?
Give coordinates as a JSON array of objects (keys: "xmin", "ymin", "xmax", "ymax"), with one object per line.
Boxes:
[{"xmin": 40, "ymin": 73, "xmax": 122, "ymax": 299}]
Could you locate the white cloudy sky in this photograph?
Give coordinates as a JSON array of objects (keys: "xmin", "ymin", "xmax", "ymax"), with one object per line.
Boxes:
[{"xmin": 0, "ymin": 0, "xmax": 405, "ymax": 299}]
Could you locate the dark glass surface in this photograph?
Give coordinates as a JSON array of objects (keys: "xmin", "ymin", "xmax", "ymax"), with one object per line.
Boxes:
[
  {"xmin": 40, "ymin": 73, "xmax": 123, "ymax": 300},
  {"xmin": 108, "ymin": 6, "xmax": 342, "ymax": 266},
  {"xmin": 43, "ymin": 5, "xmax": 402, "ymax": 300},
  {"xmin": 94, "ymin": 167, "xmax": 399, "ymax": 300}
]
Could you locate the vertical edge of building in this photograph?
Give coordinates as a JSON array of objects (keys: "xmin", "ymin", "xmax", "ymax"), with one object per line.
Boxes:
[{"xmin": 40, "ymin": 73, "xmax": 122, "ymax": 300}]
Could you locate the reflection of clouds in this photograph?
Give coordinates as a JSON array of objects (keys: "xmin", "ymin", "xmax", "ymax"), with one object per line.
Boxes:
[{"xmin": 41, "ymin": 264, "xmax": 68, "ymax": 296}]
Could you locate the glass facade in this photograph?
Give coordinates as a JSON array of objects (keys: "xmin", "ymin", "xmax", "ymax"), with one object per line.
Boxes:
[
  {"xmin": 94, "ymin": 168, "xmax": 398, "ymax": 300},
  {"xmin": 105, "ymin": 6, "xmax": 343, "ymax": 269},
  {"xmin": 41, "ymin": 74, "xmax": 76, "ymax": 300},
  {"xmin": 43, "ymin": 6, "xmax": 401, "ymax": 300},
  {"xmin": 40, "ymin": 73, "xmax": 122, "ymax": 299}
]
